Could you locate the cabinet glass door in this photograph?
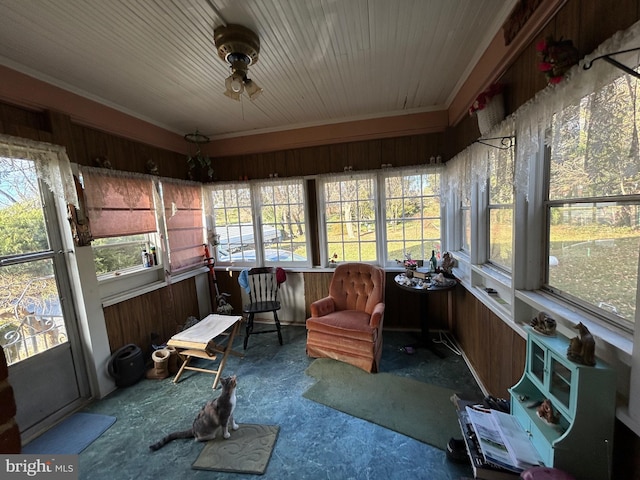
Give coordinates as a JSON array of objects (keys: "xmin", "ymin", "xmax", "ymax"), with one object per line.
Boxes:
[
  {"xmin": 549, "ymin": 356, "xmax": 572, "ymax": 410},
  {"xmin": 531, "ymin": 340, "xmax": 545, "ymax": 385}
]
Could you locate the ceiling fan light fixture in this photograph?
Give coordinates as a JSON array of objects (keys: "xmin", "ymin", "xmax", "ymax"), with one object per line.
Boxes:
[
  {"xmin": 224, "ymin": 73, "xmax": 243, "ymax": 100},
  {"xmin": 214, "ymin": 24, "xmax": 263, "ymax": 101},
  {"xmin": 228, "ymin": 72, "xmax": 245, "ymax": 93},
  {"xmin": 244, "ymin": 78, "xmax": 263, "ymax": 100},
  {"xmin": 224, "ymin": 89, "xmax": 242, "ymax": 101}
]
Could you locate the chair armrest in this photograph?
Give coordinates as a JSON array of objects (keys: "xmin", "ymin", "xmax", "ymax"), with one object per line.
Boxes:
[
  {"xmin": 369, "ymin": 302, "xmax": 385, "ymax": 328},
  {"xmin": 310, "ymin": 296, "xmax": 336, "ymax": 317}
]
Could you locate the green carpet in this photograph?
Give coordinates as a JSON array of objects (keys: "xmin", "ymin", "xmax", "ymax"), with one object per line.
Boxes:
[
  {"xmin": 192, "ymin": 424, "xmax": 279, "ymax": 474},
  {"xmin": 303, "ymin": 358, "xmax": 459, "ymax": 450}
]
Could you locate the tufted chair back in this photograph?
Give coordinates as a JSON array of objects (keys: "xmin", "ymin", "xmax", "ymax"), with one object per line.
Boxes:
[
  {"xmin": 328, "ymin": 263, "xmax": 385, "ymax": 315},
  {"xmin": 306, "ymin": 262, "xmax": 386, "ymax": 372}
]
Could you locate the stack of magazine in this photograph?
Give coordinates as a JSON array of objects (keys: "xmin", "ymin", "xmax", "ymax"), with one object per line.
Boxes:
[{"xmin": 464, "ymin": 405, "xmax": 544, "ymax": 474}]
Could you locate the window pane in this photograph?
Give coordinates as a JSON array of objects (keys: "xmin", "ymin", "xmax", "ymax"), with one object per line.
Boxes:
[
  {"xmin": 489, "ymin": 149, "xmax": 514, "ymax": 204},
  {"xmin": 548, "ymin": 203, "xmax": 639, "ymax": 324},
  {"xmin": 0, "ymin": 157, "xmax": 67, "ymax": 365},
  {"xmin": 384, "ymin": 171, "xmax": 441, "ymax": 264},
  {"xmin": 259, "ymin": 181, "xmax": 307, "ymax": 263},
  {"xmin": 0, "ymin": 157, "xmax": 49, "ymax": 255},
  {"xmin": 0, "ymin": 259, "xmax": 67, "ymax": 365},
  {"xmin": 210, "ymin": 185, "xmax": 256, "ymax": 262},
  {"xmin": 550, "ymin": 75, "xmax": 640, "ymax": 201},
  {"xmin": 488, "ymin": 143, "xmax": 514, "ymax": 270},
  {"xmin": 489, "ymin": 208, "xmax": 512, "ymax": 269},
  {"xmin": 93, "ymin": 234, "xmax": 158, "ymax": 275},
  {"xmin": 462, "ymin": 208, "xmax": 471, "ymax": 252},
  {"xmin": 547, "ymin": 66, "xmax": 640, "ymax": 332},
  {"xmin": 324, "ymin": 175, "xmax": 377, "ymax": 264}
]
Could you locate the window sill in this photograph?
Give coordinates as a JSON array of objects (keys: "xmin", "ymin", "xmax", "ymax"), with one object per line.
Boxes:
[
  {"xmin": 99, "ymin": 266, "xmax": 208, "ymax": 307},
  {"xmin": 515, "ymin": 289, "xmax": 633, "ymax": 363},
  {"xmin": 98, "ymin": 264, "xmax": 163, "ymax": 284},
  {"xmin": 474, "ymin": 285, "xmax": 514, "ymax": 321},
  {"xmin": 170, "ymin": 266, "xmax": 208, "ymax": 283},
  {"xmin": 471, "ymin": 263, "xmax": 512, "ymax": 290}
]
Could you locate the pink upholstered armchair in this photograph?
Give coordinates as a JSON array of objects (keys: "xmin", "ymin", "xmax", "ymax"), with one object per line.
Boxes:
[{"xmin": 305, "ymin": 263, "xmax": 385, "ymax": 373}]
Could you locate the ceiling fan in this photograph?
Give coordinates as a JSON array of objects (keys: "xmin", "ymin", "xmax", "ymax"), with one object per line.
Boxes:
[{"xmin": 213, "ymin": 24, "xmax": 263, "ymax": 101}]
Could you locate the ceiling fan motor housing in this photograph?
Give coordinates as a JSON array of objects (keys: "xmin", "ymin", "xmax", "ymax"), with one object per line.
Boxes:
[{"xmin": 214, "ymin": 24, "xmax": 260, "ymax": 66}]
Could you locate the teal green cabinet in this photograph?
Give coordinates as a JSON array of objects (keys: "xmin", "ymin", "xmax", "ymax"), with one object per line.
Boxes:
[{"xmin": 509, "ymin": 327, "xmax": 615, "ymax": 480}]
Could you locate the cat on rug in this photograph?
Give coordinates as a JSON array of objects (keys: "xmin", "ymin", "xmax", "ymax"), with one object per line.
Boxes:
[{"xmin": 149, "ymin": 375, "xmax": 238, "ymax": 451}]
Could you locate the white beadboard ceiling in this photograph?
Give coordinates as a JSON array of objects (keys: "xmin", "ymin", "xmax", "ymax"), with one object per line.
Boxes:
[{"xmin": 0, "ymin": 0, "xmax": 516, "ymax": 140}]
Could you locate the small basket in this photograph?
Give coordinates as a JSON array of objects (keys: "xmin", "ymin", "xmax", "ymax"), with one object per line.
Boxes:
[{"xmin": 476, "ymin": 93, "xmax": 505, "ymax": 135}]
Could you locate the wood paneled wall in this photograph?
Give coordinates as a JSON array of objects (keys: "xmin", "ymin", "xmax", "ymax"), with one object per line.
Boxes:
[
  {"xmin": 0, "ymin": 106, "xmax": 188, "ymax": 179},
  {"xmin": 103, "ymin": 278, "xmax": 199, "ymax": 359},
  {"xmin": 453, "ymin": 286, "xmax": 526, "ymax": 398},
  {"xmin": 213, "ymin": 268, "xmax": 451, "ymax": 332},
  {"xmin": 211, "ymin": 134, "xmax": 444, "ymax": 182}
]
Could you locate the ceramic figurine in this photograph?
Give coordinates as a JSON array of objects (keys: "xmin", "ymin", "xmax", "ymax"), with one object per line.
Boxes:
[
  {"xmin": 441, "ymin": 252, "xmax": 455, "ymax": 274},
  {"xmin": 566, "ymin": 322, "xmax": 596, "ymax": 366},
  {"xmin": 94, "ymin": 155, "xmax": 112, "ymax": 169},
  {"xmin": 537, "ymin": 398, "xmax": 559, "ymax": 424},
  {"xmin": 145, "ymin": 158, "xmax": 159, "ymax": 175},
  {"xmin": 530, "ymin": 311, "xmax": 557, "ymax": 336}
]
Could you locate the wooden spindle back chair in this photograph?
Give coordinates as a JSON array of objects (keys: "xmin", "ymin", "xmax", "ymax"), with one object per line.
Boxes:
[{"xmin": 242, "ymin": 267, "xmax": 282, "ymax": 349}]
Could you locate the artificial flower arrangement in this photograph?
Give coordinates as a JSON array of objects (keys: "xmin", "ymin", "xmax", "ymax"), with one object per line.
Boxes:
[
  {"xmin": 396, "ymin": 253, "xmax": 418, "ymax": 270},
  {"xmin": 536, "ymin": 36, "xmax": 579, "ymax": 84},
  {"xmin": 468, "ymin": 83, "xmax": 504, "ymax": 116}
]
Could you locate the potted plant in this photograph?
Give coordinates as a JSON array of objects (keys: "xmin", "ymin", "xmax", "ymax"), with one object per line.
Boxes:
[{"xmin": 536, "ymin": 36, "xmax": 579, "ymax": 85}]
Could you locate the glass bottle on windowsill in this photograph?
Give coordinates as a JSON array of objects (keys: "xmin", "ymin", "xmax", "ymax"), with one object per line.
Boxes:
[
  {"xmin": 142, "ymin": 249, "xmax": 151, "ymax": 267},
  {"xmin": 430, "ymin": 250, "xmax": 437, "ymax": 273}
]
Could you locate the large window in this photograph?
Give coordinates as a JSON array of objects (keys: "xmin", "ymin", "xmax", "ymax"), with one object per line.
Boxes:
[
  {"xmin": 208, "ymin": 180, "xmax": 308, "ymax": 265},
  {"xmin": 546, "ymin": 70, "xmax": 640, "ymax": 329},
  {"xmin": 0, "ymin": 157, "xmax": 67, "ymax": 364},
  {"xmin": 208, "ymin": 183, "xmax": 254, "ymax": 263},
  {"xmin": 256, "ymin": 179, "xmax": 308, "ymax": 263},
  {"xmin": 81, "ymin": 168, "xmax": 160, "ymax": 276},
  {"xmin": 384, "ymin": 169, "xmax": 441, "ymax": 265},
  {"xmin": 320, "ymin": 173, "xmax": 377, "ymax": 264}
]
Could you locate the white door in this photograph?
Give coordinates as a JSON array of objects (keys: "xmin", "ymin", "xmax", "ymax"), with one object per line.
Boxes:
[{"xmin": 0, "ymin": 155, "xmax": 89, "ymax": 441}]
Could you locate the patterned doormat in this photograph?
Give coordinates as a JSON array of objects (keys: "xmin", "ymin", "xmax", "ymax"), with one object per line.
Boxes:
[{"xmin": 192, "ymin": 424, "xmax": 279, "ymax": 474}]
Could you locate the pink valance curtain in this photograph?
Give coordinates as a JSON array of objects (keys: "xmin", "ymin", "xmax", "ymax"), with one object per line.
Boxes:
[
  {"xmin": 81, "ymin": 168, "xmax": 156, "ymax": 239},
  {"xmin": 163, "ymin": 181, "xmax": 204, "ymax": 272}
]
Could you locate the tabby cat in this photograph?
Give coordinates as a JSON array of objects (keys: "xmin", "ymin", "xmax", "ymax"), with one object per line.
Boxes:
[{"xmin": 149, "ymin": 375, "xmax": 238, "ymax": 451}]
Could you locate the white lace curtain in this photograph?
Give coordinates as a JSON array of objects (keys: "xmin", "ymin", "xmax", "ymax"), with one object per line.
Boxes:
[
  {"xmin": 0, "ymin": 133, "xmax": 78, "ymax": 207},
  {"xmin": 445, "ymin": 18, "xmax": 640, "ymax": 203},
  {"xmin": 318, "ymin": 164, "xmax": 444, "ymax": 185}
]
